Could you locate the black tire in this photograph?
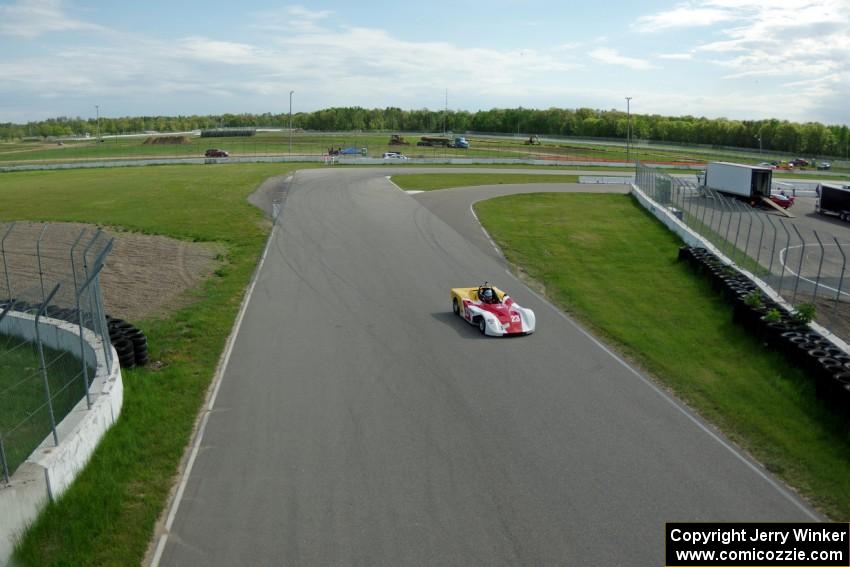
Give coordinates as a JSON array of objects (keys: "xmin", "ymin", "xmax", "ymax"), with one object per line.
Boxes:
[
  {"xmin": 128, "ymin": 334, "xmax": 147, "ymax": 350},
  {"xmin": 478, "ymin": 317, "xmax": 486, "ymax": 335},
  {"xmin": 452, "ymin": 298, "xmax": 460, "ymax": 316},
  {"xmin": 118, "ymin": 322, "xmax": 136, "ymax": 334}
]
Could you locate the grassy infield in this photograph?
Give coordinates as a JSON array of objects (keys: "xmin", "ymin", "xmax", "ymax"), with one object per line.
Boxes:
[
  {"xmin": 0, "ymin": 344, "xmax": 84, "ymax": 477},
  {"xmin": 4, "ymin": 163, "xmax": 315, "ymax": 565},
  {"xmin": 4, "ymin": 166, "xmax": 849, "ymax": 564}
]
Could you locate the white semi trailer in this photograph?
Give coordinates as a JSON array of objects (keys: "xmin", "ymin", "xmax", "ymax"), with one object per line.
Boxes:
[{"xmin": 700, "ymin": 162, "xmax": 773, "ymax": 202}]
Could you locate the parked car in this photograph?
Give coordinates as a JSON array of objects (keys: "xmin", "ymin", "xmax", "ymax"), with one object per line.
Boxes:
[
  {"xmin": 817, "ymin": 161, "xmax": 831, "ymax": 170},
  {"xmin": 204, "ymin": 148, "xmax": 229, "ymax": 157},
  {"xmin": 768, "ymin": 192, "xmax": 795, "ymax": 209},
  {"xmin": 789, "ymin": 158, "xmax": 809, "ymax": 167}
]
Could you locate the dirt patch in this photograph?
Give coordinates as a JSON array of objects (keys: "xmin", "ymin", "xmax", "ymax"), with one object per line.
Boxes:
[
  {"xmin": 813, "ymin": 295, "xmax": 850, "ymax": 344},
  {"xmin": 1, "ymin": 222, "xmax": 221, "ymax": 322},
  {"xmin": 143, "ymin": 136, "xmax": 191, "ymax": 145}
]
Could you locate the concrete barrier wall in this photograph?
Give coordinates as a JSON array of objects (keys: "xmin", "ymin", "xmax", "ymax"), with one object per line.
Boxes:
[
  {"xmin": 0, "ymin": 312, "xmax": 123, "ymax": 564},
  {"xmin": 1, "ymin": 155, "xmax": 690, "ymax": 173}
]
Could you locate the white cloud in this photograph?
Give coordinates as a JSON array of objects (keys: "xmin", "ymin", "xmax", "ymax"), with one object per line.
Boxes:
[
  {"xmin": 658, "ymin": 53, "xmax": 694, "ymax": 60},
  {"xmin": 177, "ymin": 38, "xmax": 262, "ymax": 65},
  {"xmin": 589, "ymin": 48, "xmax": 655, "ymax": 70},
  {"xmin": 251, "ymin": 5, "xmax": 334, "ymax": 33},
  {"xmin": 0, "ymin": 15, "xmax": 585, "ymax": 115},
  {"xmin": 632, "ymin": 0, "xmax": 850, "ymax": 121},
  {"xmin": 634, "ymin": 6, "xmax": 735, "ymax": 31},
  {"xmin": 0, "ymin": 0, "xmax": 104, "ymax": 38}
]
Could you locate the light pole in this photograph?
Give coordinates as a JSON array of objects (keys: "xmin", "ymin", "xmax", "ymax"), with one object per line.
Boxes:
[
  {"xmin": 94, "ymin": 104, "xmax": 100, "ymax": 142},
  {"xmin": 289, "ymin": 90, "xmax": 294, "ymax": 157},
  {"xmin": 755, "ymin": 133, "xmax": 762, "ymax": 154},
  {"xmin": 444, "ymin": 88, "xmax": 448, "ymax": 136},
  {"xmin": 625, "ymin": 97, "xmax": 632, "ymax": 163}
]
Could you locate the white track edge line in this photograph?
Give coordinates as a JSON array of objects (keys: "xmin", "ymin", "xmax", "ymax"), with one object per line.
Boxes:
[
  {"xmin": 469, "ymin": 203, "xmax": 503, "ymax": 257},
  {"xmin": 385, "ymin": 175, "xmax": 403, "ymax": 192},
  {"xmin": 150, "ymin": 221, "xmax": 278, "ymax": 566},
  {"xmin": 779, "ymin": 244, "xmax": 850, "ymax": 297},
  {"xmin": 473, "ymin": 207, "xmax": 820, "ymax": 521}
]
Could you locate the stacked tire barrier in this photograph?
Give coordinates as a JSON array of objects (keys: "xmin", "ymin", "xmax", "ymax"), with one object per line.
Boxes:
[
  {"xmin": 1, "ymin": 300, "xmax": 149, "ymax": 370},
  {"xmin": 679, "ymin": 246, "xmax": 850, "ymax": 417},
  {"xmin": 106, "ymin": 316, "xmax": 149, "ymax": 369}
]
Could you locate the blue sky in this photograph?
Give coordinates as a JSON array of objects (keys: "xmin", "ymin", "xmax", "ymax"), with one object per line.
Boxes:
[{"xmin": 1, "ymin": 0, "xmax": 848, "ymax": 125}]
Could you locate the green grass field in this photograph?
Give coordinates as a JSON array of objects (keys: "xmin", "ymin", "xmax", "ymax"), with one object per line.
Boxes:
[
  {"xmin": 391, "ymin": 172, "xmax": 581, "ymax": 190},
  {"xmin": 5, "ymin": 164, "xmax": 848, "ymax": 564},
  {"xmin": 5, "ymin": 163, "xmax": 318, "ymax": 566},
  {"xmin": 475, "ymin": 192, "xmax": 850, "ymax": 519},
  {"xmin": 5, "ymin": 131, "xmax": 845, "ymax": 176},
  {"xmin": 0, "ymin": 339, "xmax": 84, "ymax": 477}
]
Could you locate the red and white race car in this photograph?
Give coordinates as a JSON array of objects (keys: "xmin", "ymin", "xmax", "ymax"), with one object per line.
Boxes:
[{"xmin": 451, "ymin": 283, "xmax": 536, "ymax": 336}]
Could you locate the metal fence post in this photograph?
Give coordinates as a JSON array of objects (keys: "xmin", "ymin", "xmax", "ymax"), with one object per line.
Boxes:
[
  {"xmin": 742, "ymin": 204, "xmax": 754, "ymax": 268},
  {"xmin": 791, "ymin": 224, "xmax": 806, "ymax": 304},
  {"xmin": 75, "ymin": 264, "xmax": 105, "ymax": 410},
  {"xmin": 811, "ymin": 230, "xmax": 826, "ymax": 304},
  {"xmin": 731, "ymin": 200, "xmax": 745, "ymax": 264},
  {"xmin": 707, "ymin": 190, "xmax": 718, "ymax": 247},
  {"xmin": 834, "ymin": 237, "xmax": 847, "ymax": 321},
  {"xmin": 754, "ymin": 210, "xmax": 766, "ymax": 269},
  {"xmin": 699, "ymin": 188, "xmax": 710, "ymax": 232},
  {"xmin": 36, "ymin": 224, "xmax": 48, "ymax": 307},
  {"xmin": 69, "ymin": 228, "xmax": 88, "ymax": 314},
  {"xmin": 716, "ymin": 193, "xmax": 732, "ymax": 257},
  {"xmin": 777, "ymin": 218, "xmax": 792, "ymax": 298},
  {"xmin": 91, "ymin": 240, "xmax": 114, "ymax": 369},
  {"xmin": 0, "ymin": 435, "xmax": 9, "ymax": 483},
  {"xmin": 1, "ymin": 222, "xmax": 14, "ymax": 301},
  {"xmin": 94, "ymin": 276, "xmax": 112, "ymax": 371},
  {"xmin": 81, "ymin": 230, "xmax": 103, "ymax": 282},
  {"xmin": 36, "ymin": 284, "xmax": 62, "ymax": 446},
  {"xmin": 81, "ymin": 231, "xmax": 103, "ymax": 330}
]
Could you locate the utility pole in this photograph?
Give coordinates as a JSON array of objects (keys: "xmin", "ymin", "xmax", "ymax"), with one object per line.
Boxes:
[
  {"xmin": 755, "ymin": 133, "xmax": 762, "ymax": 154},
  {"xmin": 94, "ymin": 104, "xmax": 100, "ymax": 142},
  {"xmin": 444, "ymin": 88, "xmax": 448, "ymax": 136},
  {"xmin": 289, "ymin": 90, "xmax": 294, "ymax": 157},
  {"xmin": 625, "ymin": 97, "xmax": 632, "ymax": 163}
]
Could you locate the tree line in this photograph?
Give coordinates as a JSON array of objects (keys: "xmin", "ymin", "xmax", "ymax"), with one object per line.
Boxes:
[{"xmin": 3, "ymin": 106, "xmax": 849, "ymax": 158}]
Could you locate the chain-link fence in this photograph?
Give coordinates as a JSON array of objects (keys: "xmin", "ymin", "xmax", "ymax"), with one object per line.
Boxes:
[
  {"xmin": 635, "ymin": 163, "xmax": 850, "ymax": 340},
  {"xmin": 0, "ymin": 223, "xmax": 113, "ymax": 482}
]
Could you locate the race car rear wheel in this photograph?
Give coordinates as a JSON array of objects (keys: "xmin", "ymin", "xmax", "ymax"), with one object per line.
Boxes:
[
  {"xmin": 478, "ymin": 317, "xmax": 486, "ymax": 335},
  {"xmin": 452, "ymin": 298, "xmax": 460, "ymax": 316}
]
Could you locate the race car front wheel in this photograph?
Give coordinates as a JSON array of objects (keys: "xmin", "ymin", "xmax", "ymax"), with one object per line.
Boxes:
[
  {"xmin": 478, "ymin": 318, "xmax": 486, "ymax": 335},
  {"xmin": 452, "ymin": 298, "xmax": 460, "ymax": 316}
]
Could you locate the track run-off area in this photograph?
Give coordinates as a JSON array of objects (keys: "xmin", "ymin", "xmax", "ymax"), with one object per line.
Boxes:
[{"xmin": 153, "ymin": 167, "xmax": 817, "ymax": 567}]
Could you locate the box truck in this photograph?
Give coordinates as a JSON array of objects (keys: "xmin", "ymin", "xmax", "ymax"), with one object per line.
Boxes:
[
  {"xmin": 700, "ymin": 162, "xmax": 773, "ymax": 201},
  {"xmin": 816, "ymin": 183, "xmax": 850, "ymax": 221}
]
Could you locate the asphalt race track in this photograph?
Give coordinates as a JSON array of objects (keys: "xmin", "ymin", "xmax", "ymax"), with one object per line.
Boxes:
[{"xmin": 156, "ymin": 168, "xmax": 818, "ymax": 567}]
